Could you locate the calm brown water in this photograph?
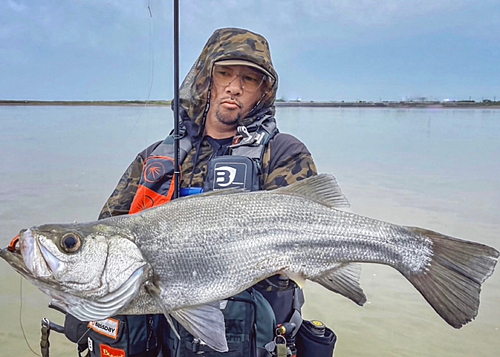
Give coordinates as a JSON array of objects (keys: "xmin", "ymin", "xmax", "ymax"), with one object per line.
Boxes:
[{"xmin": 1, "ymin": 106, "xmax": 499, "ymax": 356}]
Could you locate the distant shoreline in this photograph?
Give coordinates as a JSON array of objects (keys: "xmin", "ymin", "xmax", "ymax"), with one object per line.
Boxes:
[
  {"xmin": 0, "ymin": 100, "xmax": 170, "ymax": 107},
  {"xmin": 1, "ymin": 100, "xmax": 499, "ymax": 109}
]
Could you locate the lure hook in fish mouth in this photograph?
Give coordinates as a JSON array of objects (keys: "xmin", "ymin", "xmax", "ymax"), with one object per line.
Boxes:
[{"xmin": 8, "ymin": 234, "xmax": 20, "ymax": 253}]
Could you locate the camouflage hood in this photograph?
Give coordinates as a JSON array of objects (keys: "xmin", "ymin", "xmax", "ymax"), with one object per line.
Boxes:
[{"xmin": 179, "ymin": 27, "xmax": 278, "ymax": 139}]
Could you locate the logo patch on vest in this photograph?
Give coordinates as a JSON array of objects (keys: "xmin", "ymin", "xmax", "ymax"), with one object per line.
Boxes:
[
  {"xmin": 144, "ymin": 160, "xmax": 166, "ymax": 183},
  {"xmin": 88, "ymin": 318, "xmax": 120, "ymax": 339},
  {"xmin": 100, "ymin": 343, "xmax": 126, "ymax": 357},
  {"xmin": 213, "ymin": 162, "xmax": 248, "ymax": 189},
  {"xmin": 215, "ymin": 166, "xmax": 237, "ymax": 187}
]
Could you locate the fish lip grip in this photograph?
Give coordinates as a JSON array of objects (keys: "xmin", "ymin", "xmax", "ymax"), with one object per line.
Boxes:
[{"xmin": 8, "ymin": 234, "xmax": 20, "ymax": 252}]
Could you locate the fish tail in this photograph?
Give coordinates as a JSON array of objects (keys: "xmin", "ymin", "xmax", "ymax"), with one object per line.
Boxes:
[{"xmin": 404, "ymin": 227, "xmax": 499, "ymax": 328}]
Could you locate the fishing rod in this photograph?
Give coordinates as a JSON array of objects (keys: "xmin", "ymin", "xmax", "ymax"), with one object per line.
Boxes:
[{"xmin": 172, "ymin": 0, "xmax": 181, "ymax": 199}]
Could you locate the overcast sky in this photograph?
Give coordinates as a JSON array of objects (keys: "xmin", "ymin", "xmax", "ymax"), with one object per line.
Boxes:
[{"xmin": 1, "ymin": 0, "xmax": 499, "ymax": 102}]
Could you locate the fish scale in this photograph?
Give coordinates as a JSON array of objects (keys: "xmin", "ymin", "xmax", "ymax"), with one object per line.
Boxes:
[{"xmin": 114, "ymin": 186, "xmax": 439, "ymax": 312}]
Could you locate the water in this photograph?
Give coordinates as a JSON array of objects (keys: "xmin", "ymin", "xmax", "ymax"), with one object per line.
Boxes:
[{"xmin": 0, "ymin": 106, "xmax": 499, "ymax": 356}]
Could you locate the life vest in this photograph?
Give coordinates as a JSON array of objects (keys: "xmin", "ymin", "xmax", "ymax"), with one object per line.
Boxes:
[{"xmin": 129, "ymin": 115, "xmax": 278, "ymax": 214}]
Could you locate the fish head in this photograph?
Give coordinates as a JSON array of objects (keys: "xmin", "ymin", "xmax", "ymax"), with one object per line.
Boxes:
[{"xmin": 1, "ymin": 222, "xmax": 151, "ymax": 320}]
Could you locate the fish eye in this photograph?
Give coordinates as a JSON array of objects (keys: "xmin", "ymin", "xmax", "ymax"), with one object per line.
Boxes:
[{"xmin": 60, "ymin": 233, "xmax": 82, "ymax": 253}]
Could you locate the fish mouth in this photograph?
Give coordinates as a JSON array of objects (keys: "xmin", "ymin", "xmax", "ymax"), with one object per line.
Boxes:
[
  {"xmin": 0, "ymin": 244, "xmax": 67, "ymax": 308},
  {"xmin": 1, "ymin": 245, "xmax": 32, "ymax": 278},
  {"xmin": 10, "ymin": 228, "xmax": 58, "ymax": 280},
  {"xmin": 1, "ymin": 243, "xmax": 149, "ymax": 320},
  {"xmin": 2, "ymin": 232, "xmax": 38, "ymax": 279},
  {"xmin": 1, "ymin": 234, "xmax": 58, "ymax": 285}
]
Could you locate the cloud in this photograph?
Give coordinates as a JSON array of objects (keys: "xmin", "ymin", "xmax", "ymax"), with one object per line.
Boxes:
[
  {"xmin": 176, "ymin": 0, "xmax": 499, "ymax": 46},
  {"xmin": 293, "ymin": 0, "xmax": 475, "ymax": 25},
  {"xmin": 7, "ymin": 0, "xmax": 27, "ymax": 13},
  {"xmin": 4, "ymin": 1, "xmax": 496, "ymax": 59},
  {"xmin": 1, "ymin": 1, "xmax": 160, "ymax": 60}
]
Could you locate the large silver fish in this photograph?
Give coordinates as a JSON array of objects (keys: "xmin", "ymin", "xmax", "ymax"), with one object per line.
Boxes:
[{"xmin": 1, "ymin": 174, "xmax": 498, "ymax": 352}]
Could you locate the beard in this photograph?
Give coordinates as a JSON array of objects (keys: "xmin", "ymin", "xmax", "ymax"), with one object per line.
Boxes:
[
  {"xmin": 214, "ymin": 98, "xmax": 244, "ymax": 126},
  {"xmin": 215, "ymin": 109, "xmax": 241, "ymax": 126}
]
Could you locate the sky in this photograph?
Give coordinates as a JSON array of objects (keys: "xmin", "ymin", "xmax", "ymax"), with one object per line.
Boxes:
[{"xmin": 1, "ymin": 0, "xmax": 499, "ymax": 102}]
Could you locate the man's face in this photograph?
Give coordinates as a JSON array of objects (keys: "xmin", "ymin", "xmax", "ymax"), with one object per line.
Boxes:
[{"xmin": 208, "ymin": 65, "xmax": 266, "ymax": 127}]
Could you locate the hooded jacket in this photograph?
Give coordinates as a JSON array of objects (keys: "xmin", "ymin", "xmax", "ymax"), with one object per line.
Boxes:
[{"xmin": 99, "ymin": 27, "xmax": 317, "ymax": 219}]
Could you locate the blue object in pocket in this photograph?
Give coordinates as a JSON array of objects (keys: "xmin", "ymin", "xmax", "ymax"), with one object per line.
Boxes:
[{"xmin": 180, "ymin": 187, "xmax": 204, "ymax": 197}]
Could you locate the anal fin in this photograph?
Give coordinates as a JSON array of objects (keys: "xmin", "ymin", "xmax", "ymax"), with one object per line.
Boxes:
[{"xmin": 311, "ymin": 263, "xmax": 367, "ymax": 306}]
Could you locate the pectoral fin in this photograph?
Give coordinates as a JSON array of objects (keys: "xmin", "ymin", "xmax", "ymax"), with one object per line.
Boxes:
[{"xmin": 170, "ymin": 302, "xmax": 228, "ymax": 352}]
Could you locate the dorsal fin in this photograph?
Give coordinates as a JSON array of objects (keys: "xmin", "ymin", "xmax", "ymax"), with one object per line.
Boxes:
[{"xmin": 272, "ymin": 174, "xmax": 350, "ymax": 209}]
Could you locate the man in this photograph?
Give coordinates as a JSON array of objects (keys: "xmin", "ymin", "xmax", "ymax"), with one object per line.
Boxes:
[{"xmin": 65, "ymin": 28, "xmax": 333, "ymax": 357}]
